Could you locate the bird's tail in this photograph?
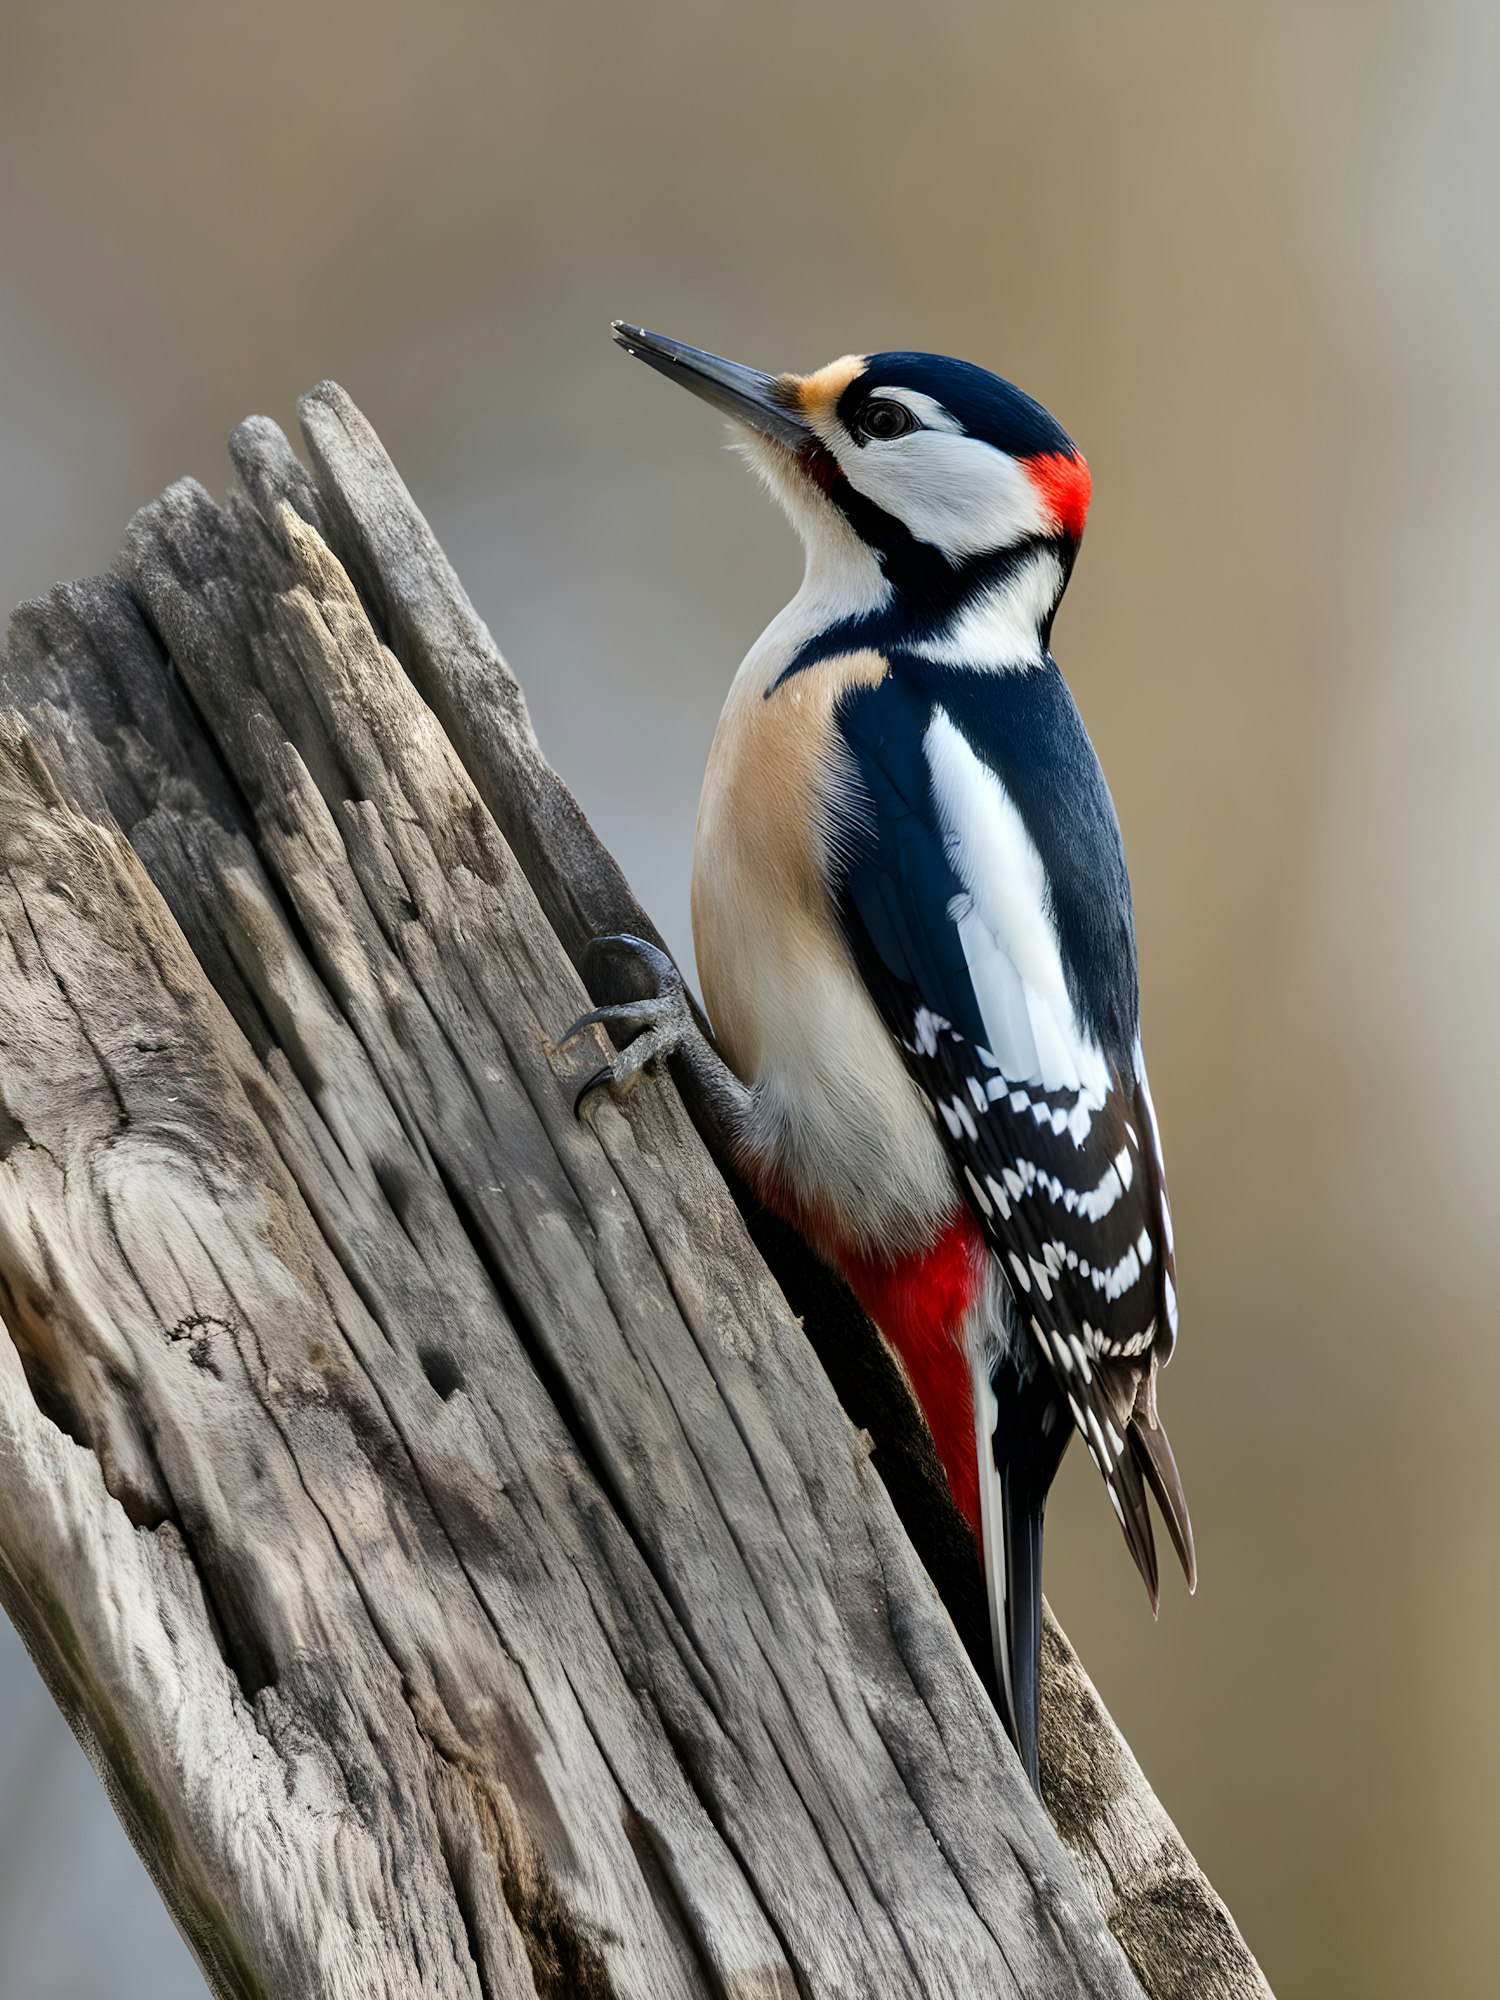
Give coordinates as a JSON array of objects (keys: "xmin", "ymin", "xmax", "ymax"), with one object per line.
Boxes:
[
  {"xmin": 973, "ymin": 1354, "xmax": 1070, "ymax": 1793},
  {"xmin": 1129, "ymin": 1368, "xmax": 1197, "ymax": 1592}
]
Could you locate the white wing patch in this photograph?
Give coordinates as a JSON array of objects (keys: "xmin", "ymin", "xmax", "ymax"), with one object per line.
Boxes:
[
  {"xmin": 924, "ymin": 708, "xmax": 1110, "ymax": 1104},
  {"xmin": 889, "ymin": 711, "xmax": 1173, "ymax": 1397}
]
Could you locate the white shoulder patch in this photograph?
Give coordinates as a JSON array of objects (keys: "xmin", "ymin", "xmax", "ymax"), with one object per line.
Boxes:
[{"xmin": 923, "ymin": 709, "xmax": 1109, "ymax": 1099}]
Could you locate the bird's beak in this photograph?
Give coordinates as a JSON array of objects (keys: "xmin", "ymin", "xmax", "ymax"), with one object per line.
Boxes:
[{"xmin": 611, "ymin": 322, "xmax": 813, "ymax": 449}]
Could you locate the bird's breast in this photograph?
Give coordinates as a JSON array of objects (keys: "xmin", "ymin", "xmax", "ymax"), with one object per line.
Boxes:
[{"xmin": 692, "ymin": 650, "xmax": 958, "ymax": 1257}]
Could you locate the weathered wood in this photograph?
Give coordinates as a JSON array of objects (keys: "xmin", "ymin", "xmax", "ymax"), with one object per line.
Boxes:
[
  {"xmin": 0, "ymin": 385, "xmax": 1271, "ymax": 1998},
  {"xmin": 282, "ymin": 384, "xmax": 1272, "ymax": 2000}
]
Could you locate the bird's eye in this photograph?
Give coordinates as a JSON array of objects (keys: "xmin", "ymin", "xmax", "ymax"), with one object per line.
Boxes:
[{"xmin": 856, "ymin": 400, "xmax": 917, "ymax": 442}]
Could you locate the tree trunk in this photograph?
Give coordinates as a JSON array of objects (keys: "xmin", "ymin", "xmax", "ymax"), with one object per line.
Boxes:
[{"xmin": 0, "ymin": 382, "xmax": 1272, "ymax": 2000}]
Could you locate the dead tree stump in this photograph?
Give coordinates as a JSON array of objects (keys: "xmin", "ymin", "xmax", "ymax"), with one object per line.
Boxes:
[{"xmin": 0, "ymin": 382, "xmax": 1272, "ymax": 2000}]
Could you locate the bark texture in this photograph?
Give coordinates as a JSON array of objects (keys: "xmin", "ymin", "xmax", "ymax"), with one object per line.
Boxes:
[{"xmin": 0, "ymin": 381, "xmax": 1272, "ymax": 2000}]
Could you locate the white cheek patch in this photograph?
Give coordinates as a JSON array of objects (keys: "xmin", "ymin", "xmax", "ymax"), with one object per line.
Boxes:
[{"xmin": 832, "ymin": 428, "xmax": 1052, "ymax": 558}]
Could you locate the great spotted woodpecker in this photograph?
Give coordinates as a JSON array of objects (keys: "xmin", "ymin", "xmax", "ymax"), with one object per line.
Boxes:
[{"xmin": 565, "ymin": 323, "xmax": 1195, "ymax": 1793}]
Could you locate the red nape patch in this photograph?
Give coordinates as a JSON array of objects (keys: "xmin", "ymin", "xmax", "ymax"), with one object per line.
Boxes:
[
  {"xmin": 1025, "ymin": 450, "xmax": 1092, "ymax": 541},
  {"xmin": 835, "ymin": 1211, "xmax": 987, "ymax": 1539}
]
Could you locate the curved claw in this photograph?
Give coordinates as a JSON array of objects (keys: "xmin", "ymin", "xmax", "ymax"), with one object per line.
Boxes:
[
  {"xmin": 557, "ymin": 1002, "xmax": 620, "ymax": 1050},
  {"xmin": 564, "ymin": 935, "xmax": 694, "ymax": 1117},
  {"xmin": 573, "ymin": 1064, "xmax": 616, "ymax": 1116},
  {"xmin": 571, "ymin": 1017, "xmax": 679, "ymax": 1116},
  {"xmin": 559, "ymin": 989, "xmax": 682, "ymax": 1054}
]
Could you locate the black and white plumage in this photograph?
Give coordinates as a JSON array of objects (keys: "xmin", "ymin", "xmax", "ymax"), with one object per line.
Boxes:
[
  {"xmin": 604, "ymin": 324, "xmax": 1196, "ymax": 1793},
  {"xmin": 831, "ymin": 657, "xmax": 1192, "ymax": 1589}
]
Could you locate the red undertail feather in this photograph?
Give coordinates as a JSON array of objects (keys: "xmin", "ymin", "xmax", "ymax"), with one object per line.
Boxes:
[{"xmin": 834, "ymin": 1211, "xmax": 987, "ymax": 1536}]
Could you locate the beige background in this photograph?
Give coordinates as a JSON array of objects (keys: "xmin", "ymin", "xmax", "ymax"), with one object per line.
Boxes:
[{"xmin": 1, "ymin": 3, "xmax": 1496, "ymax": 1994}]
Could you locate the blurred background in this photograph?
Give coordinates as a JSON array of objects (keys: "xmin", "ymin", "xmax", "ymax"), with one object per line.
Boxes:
[{"xmin": 0, "ymin": 1, "xmax": 1495, "ymax": 1993}]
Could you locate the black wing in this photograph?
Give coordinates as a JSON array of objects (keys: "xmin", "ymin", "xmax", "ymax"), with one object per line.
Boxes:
[{"xmin": 831, "ymin": 663, "xmax": 1194, "ymax": 1600}]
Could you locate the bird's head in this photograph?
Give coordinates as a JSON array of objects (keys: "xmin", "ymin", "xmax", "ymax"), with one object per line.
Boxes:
[{"xmin": 612, "ymin": 322, "xmax": 1090, "ymax": 660}]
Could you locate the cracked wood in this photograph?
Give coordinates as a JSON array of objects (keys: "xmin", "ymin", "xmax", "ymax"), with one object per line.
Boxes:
[{"xmin": 0, "ymin": 383, "xmax": 1271, "ymax": 2000}]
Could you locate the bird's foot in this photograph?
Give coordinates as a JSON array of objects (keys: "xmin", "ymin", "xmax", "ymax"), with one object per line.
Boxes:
[
  {"xmin": 557, "ymin": 934, "xmax": 752, "ymax": 1149},
  {"xmin": 558, "ymin": 935, "xmax": 701, "ymax": 1114}
]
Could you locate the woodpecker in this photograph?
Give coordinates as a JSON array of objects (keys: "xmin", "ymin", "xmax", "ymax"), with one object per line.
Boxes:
[{"xmin": 566, "ymin": 323, "xmax": 1195, "ymax": 1793}]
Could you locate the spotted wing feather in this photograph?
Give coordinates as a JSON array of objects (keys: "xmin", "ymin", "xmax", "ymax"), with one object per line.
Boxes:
[
  {"xmin": 830, "ymin": 661, "xmax": 1194, "ymax": 1595},
  {"xmin": 902, "ymin": 1003, "xmax": 1176, "ymax": 1599}
]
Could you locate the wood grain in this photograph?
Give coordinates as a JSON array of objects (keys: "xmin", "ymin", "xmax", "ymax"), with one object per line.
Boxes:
[{"xmin": 0, "ymin": 386, "xmax": 1271, "ymax": 1998}]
